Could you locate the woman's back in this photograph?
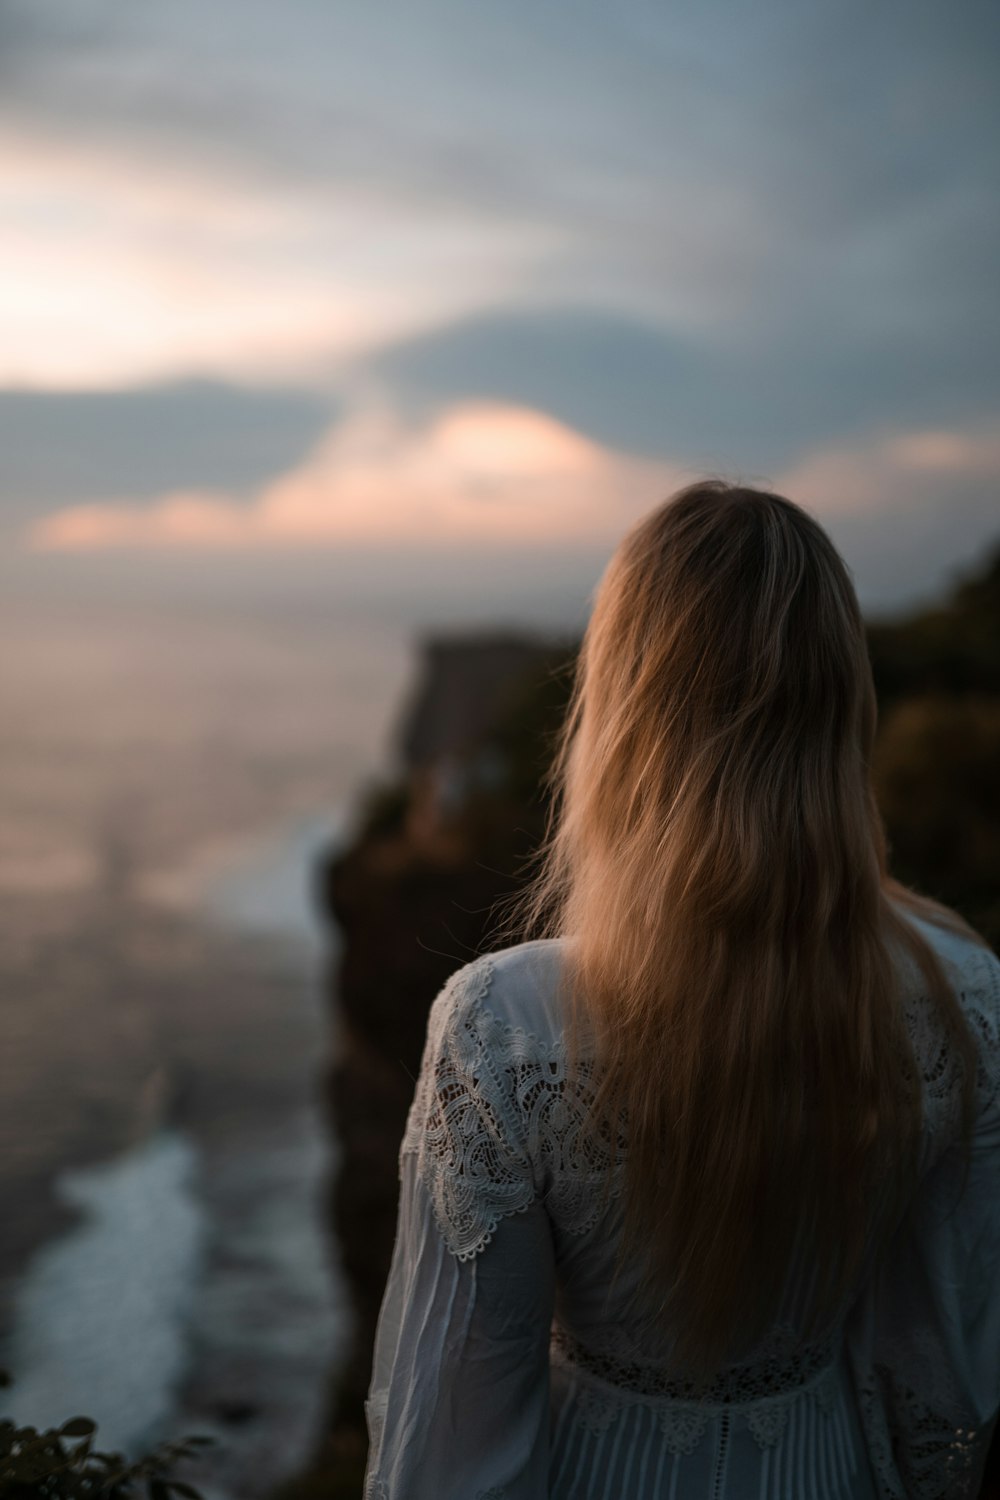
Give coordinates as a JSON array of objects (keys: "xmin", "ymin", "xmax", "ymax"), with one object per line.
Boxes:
[
  {"xmin": 366, "ymin": 917, "xmax": 1000, "ymax": 1498},
  {"xmin": 364, "ymin": 482, "xmax": 1000, "ymax": 1498}
]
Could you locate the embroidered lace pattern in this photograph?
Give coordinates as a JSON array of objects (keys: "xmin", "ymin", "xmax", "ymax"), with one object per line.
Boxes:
[
  {"xmin": 898, "ymin": 943, "xmax": 1000, "ymax": 1128},
  {"xmin": 550, "ymin": 1321, "xmax": 842, "ymax": 1454},
  {"xmin": 401, "ymin": 954, "xmax": 623, "ymax": 1258},
  {"xmin": 551, "ymin": 1322, "xmax": 838, "ymax": 1405},
  {"xmin": 854, "ymin": 1364, "xmax": 987, "ymax": 1500},
  {"xmin": 400, "ymin": 942, "xmax": 1000, "ymax": 1496}
]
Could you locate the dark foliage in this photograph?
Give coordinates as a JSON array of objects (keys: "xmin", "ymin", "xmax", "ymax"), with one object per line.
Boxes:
[
  {"xmin": 0, "ymin": 1374, "xmax": 211, "ymax": 1500},
  {"xmin": 870, "ymin": 543, "xmax": 1000, "ymax": 950}
]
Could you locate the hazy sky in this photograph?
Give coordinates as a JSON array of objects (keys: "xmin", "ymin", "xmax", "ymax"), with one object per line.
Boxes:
[{"xmin": 2, "ymin": 0, "xmax": 998, "ymax": 613}]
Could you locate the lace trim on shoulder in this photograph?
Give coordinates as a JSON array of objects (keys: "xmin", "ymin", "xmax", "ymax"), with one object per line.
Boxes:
[
  {"xmin": 401, "ymin": 944, "xmax": 1000, "ymax": 1263},
  {"xmin": 401, "ymin": 957, "xmax": 537, "ymax": 1259},
  {"xmin": 401, "ymin": 954, "xmax": 625, "ymax": 1258},
  {"xmin": 963, "ymin": 945, "xmax": 1000, "ymax": 1106},
  {"xmin": 897, "ymin": 943, "xmax": 1000, "ymax": 1167}
]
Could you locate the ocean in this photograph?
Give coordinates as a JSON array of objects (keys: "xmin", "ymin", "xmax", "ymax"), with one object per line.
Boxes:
[
  {"xmin": 0, "ymin": 556, "xmax": 592, "ymax": 1496},
  {"xmin": 0, "ymin": 596, "xmax": 414, "ymax": 1498}
]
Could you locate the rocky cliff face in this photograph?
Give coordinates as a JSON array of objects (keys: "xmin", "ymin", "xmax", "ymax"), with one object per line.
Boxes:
[{"xmin": 284, "ymin": 635, "xmax": 572, "ymax": 1496}]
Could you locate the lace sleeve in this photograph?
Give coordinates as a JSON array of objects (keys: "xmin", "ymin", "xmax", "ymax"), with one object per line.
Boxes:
[
  {"xmin": 847, "ymin": 945, "xmax": 1000, "ymax": 1499},
  {"xmin": 365, "ymin": 1148, "xmax": 555, "ymax": 1499},
  {"xmin": 400, "ymin": 955, "xmax": 536, "ymax": 1261}
]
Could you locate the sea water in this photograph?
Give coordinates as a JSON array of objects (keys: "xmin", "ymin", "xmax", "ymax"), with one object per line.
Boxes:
[
  {"xmin": 0, "ymin": 598, "xmax": 408, "ymax": 1495},
  {"xmin": 3, "ymin": 1132, "xmax": 204, "ymax": 1450}
]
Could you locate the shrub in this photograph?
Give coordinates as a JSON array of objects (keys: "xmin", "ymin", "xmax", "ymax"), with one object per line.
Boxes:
[{"xmin": 0, "ymin": 1373, "xmax": 210, "ymax": 1500}]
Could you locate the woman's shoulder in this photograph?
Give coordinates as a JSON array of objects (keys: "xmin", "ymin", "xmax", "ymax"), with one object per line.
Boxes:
[
  {"xmin": 430, "ymin": 938, "xmax": 572, "ymax": 1048},
  {"xmin": 894, "ymin": 907, "xmax": 1000, "ymax": 1118},
  {"xmin": 898, "ymin": 907, "xmax": 1000, "ymax": 1016}
]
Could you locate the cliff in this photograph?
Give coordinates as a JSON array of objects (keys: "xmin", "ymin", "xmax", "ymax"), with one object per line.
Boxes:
[{"xmin": 281, "ymin": 634, "xmax": 573, "ymax": 1497}]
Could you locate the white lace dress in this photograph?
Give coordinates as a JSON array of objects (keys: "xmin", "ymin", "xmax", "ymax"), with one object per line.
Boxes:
[{"xmin": 364, "ymin": 922, "xmax": 1000, "ymax": 1499}]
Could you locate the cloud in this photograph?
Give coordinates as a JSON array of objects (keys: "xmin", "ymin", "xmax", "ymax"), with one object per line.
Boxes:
[
  {"xmin": 3, "ymin": 0, "xmax": 997, "ymax": 404},
  {"xmin": 29, "ymin": 401, "xmax": 685, "ymax": 551},
  {"xmin": 28, "ymin": 390, "xmax": 1000, "ymax": 620},
  {"xmin": 0, "ymin": 131, "xmax": 559, "ymax": 389},
  {"xmin": 22, "ymin": 390, "xmax": 1000, "ymax": 616},
  {"xmin": 0, "ymin": 380, "xmax": 332, "ymax": 525},
  {"xmin": 778, "ymin": 423, "xmax": 1000, "ymax": 517},
  {"xmin": 776, "ymin": 421, "xmax": 1000, "ymax": 608},
  {"xmin": 368, "ymin": 303, "xmax": 1000, "ymax": 475},
  {"xmin": 3, "ymin": 0, "xmax": 999, "ymax": 612},
  {"xmin": 367, "ymin": 311, "xmax": 717, "ymax": 460}
]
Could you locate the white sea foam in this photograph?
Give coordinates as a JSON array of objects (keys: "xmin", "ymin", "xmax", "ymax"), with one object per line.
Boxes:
[
  {"xmin": 196, "ymin": 808, "xmax": 348, "ymax": 950},
  {"xmin": 4, "ymin": 1131, "xmax": 205, "ymax": 1452},
  {"xmin": 142, "ymin": 807, "xmax": 348, "ymax": 958}
]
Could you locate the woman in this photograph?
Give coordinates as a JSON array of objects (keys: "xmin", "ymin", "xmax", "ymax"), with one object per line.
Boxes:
[{"xmin": 363, "ymin": 482, "xmax": 1000, "ymax": 1498}]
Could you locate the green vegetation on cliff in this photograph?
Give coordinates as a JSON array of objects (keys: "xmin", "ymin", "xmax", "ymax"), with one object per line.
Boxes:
[{"xmin": 870, "ymin": 543, "xmax": 1000, "ymax": 947}]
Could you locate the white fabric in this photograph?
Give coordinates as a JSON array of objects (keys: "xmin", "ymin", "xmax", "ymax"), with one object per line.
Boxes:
[{"xmin": 365, "ymin": 921, "xmax": 1000, "ymax": 1499}]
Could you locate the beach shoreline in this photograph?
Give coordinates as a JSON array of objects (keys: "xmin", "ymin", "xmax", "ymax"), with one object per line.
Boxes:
[{"xmin": 0, "ymin": 807, "xmax": 352, "ymax": 1498}]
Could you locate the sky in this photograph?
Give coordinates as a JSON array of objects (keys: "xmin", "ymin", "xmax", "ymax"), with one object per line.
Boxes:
[{"xmin": 2, "ymin": 0, "xmax": 999, "ymax": 616}]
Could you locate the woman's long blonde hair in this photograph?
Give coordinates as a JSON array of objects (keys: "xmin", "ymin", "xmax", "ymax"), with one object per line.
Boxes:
[{"xmin": 526, "ymin": 481, "xmax": 979, "ymax": 1377}]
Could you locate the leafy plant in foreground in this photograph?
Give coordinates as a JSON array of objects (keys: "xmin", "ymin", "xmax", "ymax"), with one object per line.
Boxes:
[{"xmin": 0, "ymin": 1373, "xmax": 212, "ymax": 1499}]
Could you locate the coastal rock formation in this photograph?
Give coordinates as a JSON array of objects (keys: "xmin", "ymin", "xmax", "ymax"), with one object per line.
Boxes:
[{"xmin": 303, "ymin": 634, "xmax": 572, "ymax": 1494}]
